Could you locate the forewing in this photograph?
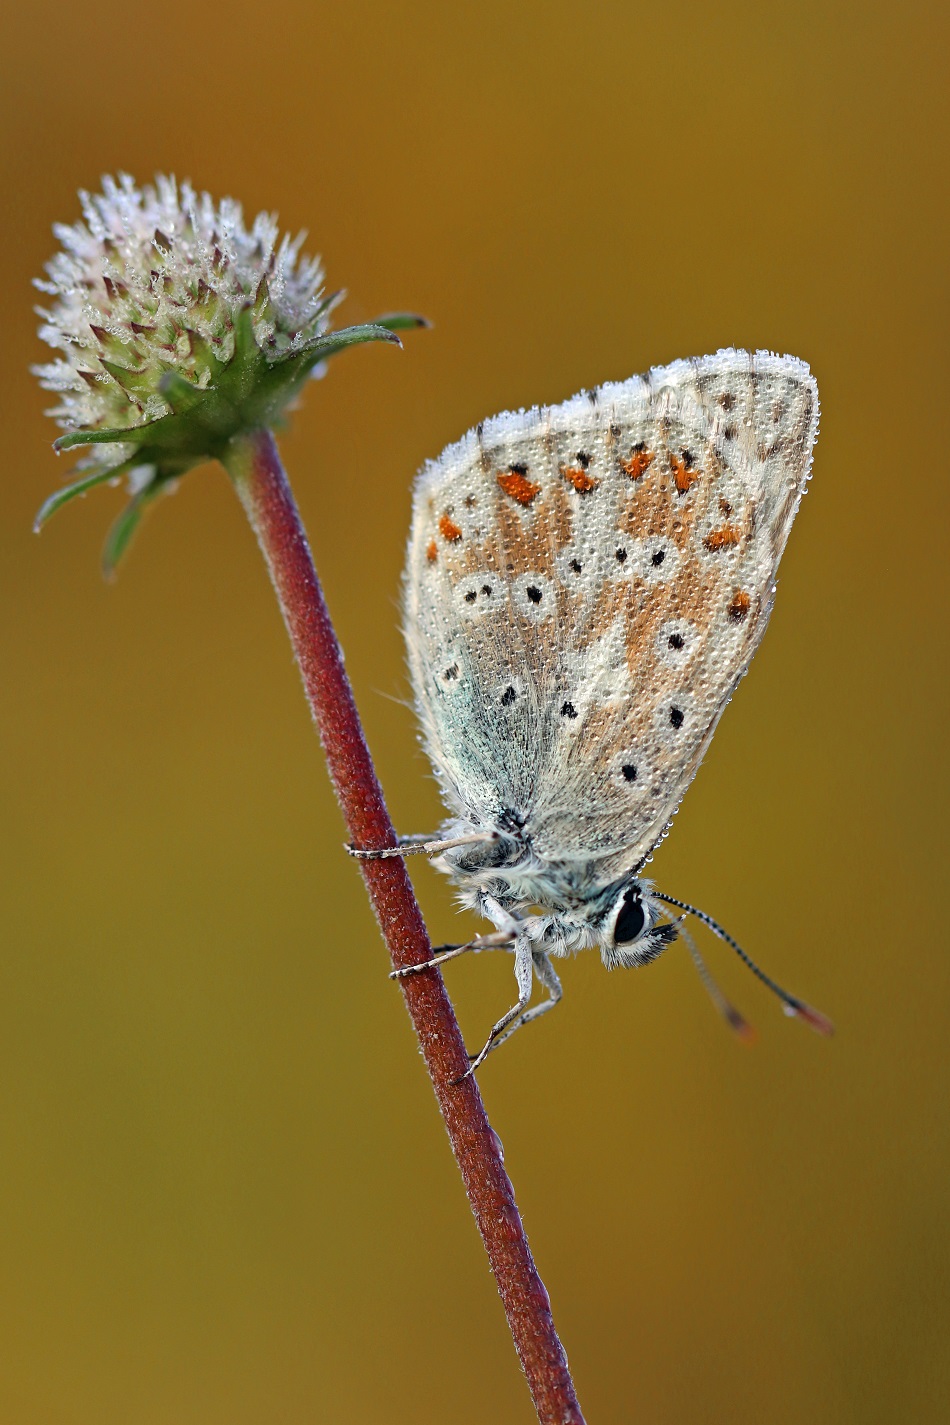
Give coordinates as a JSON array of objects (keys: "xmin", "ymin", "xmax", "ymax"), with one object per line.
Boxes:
[{"xmin": 404, "ymin": 349, "xmax": 818, "ymax": 865}]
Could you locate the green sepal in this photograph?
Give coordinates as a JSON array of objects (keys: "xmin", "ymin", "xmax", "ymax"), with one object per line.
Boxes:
[
  {"xmin": 34, "ymin": 461, "xmax": 134, "ymax": 532},
  {"xmin": 101, "ymin": 483, "xmax": 161, "ymax": 580},
  {"xmin": 251, "ymin": 273, "xmax": 276, "ymax": 326},
  {"xmin": 230, "ymin": 304, "xmax": 255, "ymax": 358},
  {"xmin": 288, "ymin": 321, "xmax": 403, "ymax": 370},
  {"xmin": 55, "ymin": 426, "xmax": 138, "ymax": 452},
  {"xmin": 99, "ymin": 358, "xmax": 163, "ymax": 402},
  {"xmin": 158, "ymin": 369, "xmax": 207, "ymax": 415},
  {"xmin": 183, "ymin": 328, "xmax": 226, "ymax": 383},
  {"xmin": 89, "ymin": 325, "xmax": 134, "ymax": 363},
  {"xmin": 371, "ymin": 312, "xmax": 432, "ymax": 332}
]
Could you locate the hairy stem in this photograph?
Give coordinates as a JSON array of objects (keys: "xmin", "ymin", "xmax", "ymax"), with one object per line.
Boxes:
[{"xmin": 223, "ymin": 426, "xmax": 585, "ymax": 1425}]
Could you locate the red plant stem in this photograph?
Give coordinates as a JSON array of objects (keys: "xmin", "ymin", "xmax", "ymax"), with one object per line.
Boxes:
[{"xmin": 223, "ymin": 426, "xmax": 585, "ymax": 1425}]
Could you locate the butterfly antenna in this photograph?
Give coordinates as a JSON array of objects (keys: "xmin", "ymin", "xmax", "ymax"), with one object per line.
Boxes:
[
  {"xmin": 655, "ymin": 893, "xmax": 834, "ymax": 1036},
  {"xmin": 669, "ymin": 913, "xmax": 757, "ymax": 1043}
]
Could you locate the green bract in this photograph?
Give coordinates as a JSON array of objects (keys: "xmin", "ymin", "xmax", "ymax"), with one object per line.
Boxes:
[{"xmin": 33, "ymin": 174, "xmax": 424, "ymax": 572}]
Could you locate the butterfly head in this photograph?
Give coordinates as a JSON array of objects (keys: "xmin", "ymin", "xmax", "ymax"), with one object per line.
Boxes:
[
  {"xmin": 597, "ymin": 881, "xmax": 680, "ymax": 969},
  {"xmin": 523, "ymin": 876, "xmax": 679, "ymax": 969}
]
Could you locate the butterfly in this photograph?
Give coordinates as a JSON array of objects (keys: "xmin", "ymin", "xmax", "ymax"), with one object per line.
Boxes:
[{"xmin": 352, "ymin": 349, "xmax": 832, "ymax": 1073}]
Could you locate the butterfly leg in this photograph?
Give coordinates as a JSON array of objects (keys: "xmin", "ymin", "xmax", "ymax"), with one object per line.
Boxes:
[
  {"xmin": 389, "ymin": 930, "xmax": 514, "ymax": 979},
  {"xmin": 347, "ymin": 831, "xmax": 499, "ymax": 860},
  {"xmin": 459, "ymin": 936, "xmax": 535, "ymax": 1079},
  {"xmin": 488, "ymin": 949, "xmax": 563, "ymax": 1054}
]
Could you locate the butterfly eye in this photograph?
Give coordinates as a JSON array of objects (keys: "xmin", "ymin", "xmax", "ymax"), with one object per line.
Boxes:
[{"xmin": 612, "ymin": 888, "xmax": 646, "ymax": 945}]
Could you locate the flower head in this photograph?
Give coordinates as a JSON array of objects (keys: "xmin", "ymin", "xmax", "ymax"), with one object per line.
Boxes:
[{"xmin": 34, "ymin": 174, "xmax": 424, "ymax": 572}]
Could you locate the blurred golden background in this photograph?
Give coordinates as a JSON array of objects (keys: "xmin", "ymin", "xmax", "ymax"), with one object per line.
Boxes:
[{"xmin": 2, "ymin": 1, "xmax": 946, "ymax": 1421}]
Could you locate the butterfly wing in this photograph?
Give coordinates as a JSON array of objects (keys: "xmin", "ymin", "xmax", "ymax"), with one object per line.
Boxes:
[{"xmin": 404, "ymin": 349, "xmax": 818, "ymax": 869}]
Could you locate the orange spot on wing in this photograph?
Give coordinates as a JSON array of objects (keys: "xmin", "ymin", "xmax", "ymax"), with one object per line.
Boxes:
[
  {"xmin": 426, "ymin": 539, "xmax": 438, "ymax": 562},
  {"xmin": 561, "ymin": 465, "xmax": 598, "ymax": 494},
  {"xmin": 438, "ymin": 514, "xmax": 462, "ymax": 542},
  {"xmin": 497, "ymin": 469, "xmax": 541, "ymax": 506},
  {"xmin": 620, "ymin": 446, "xmax": 654, "ymax": 480},
  {"xmin": 670, "ymin": 452, "xmax": 701, "ymax": 494},
  {"xmin": 728, "ymin": 589, "xmax": 751, "ymax": 621},
  {"xmin": 703, "ymin": 525, "xmax": 742, "ymax": 551}
]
